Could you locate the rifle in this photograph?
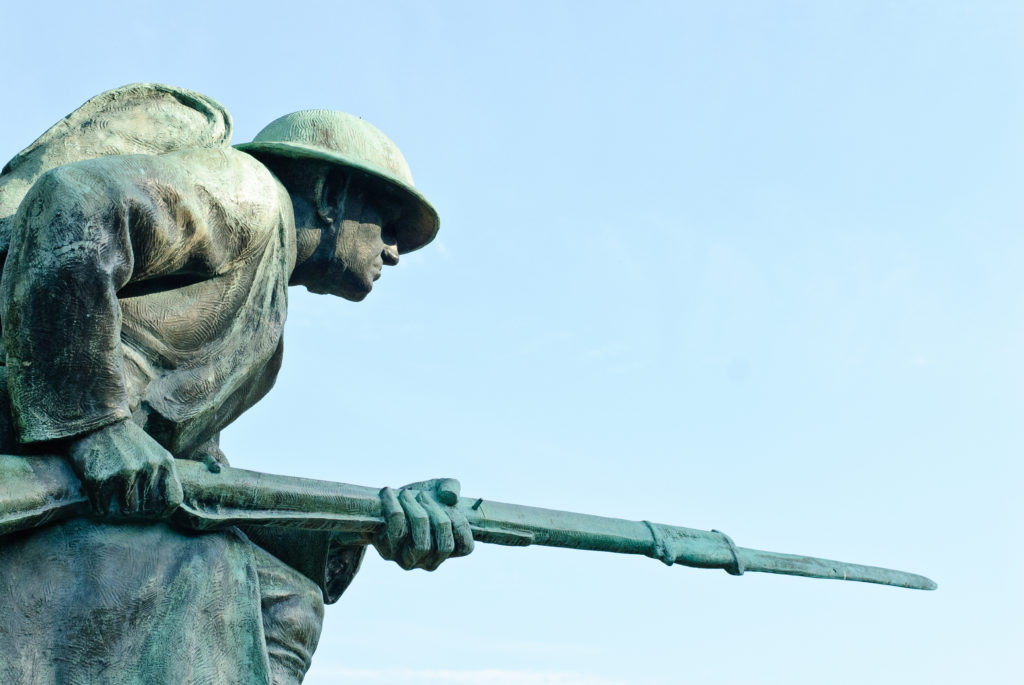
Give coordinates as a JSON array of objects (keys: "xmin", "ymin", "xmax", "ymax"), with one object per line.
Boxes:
[{"xmin": 0, "ymin": 453, "xmax": 936, "ymax": 591}]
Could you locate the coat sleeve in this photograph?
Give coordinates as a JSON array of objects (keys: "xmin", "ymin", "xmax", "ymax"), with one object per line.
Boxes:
[{"xmin": 0, "ymin": 152, "xmax": 284, "ymax": 444}]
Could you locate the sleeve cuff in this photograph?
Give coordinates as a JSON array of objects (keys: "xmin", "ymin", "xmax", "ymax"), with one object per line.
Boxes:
[{"xmin": 15, "ymin": 408, "xmax": 131, "ymax": 444}]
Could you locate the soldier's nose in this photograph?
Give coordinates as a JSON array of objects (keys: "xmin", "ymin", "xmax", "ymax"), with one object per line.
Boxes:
[{"xmin": 382, "ymin": 244, "xmax": 400, "ymax": 266}]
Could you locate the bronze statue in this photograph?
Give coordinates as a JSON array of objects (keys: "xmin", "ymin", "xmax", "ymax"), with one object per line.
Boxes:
[
  {"xmin": 0, "ymin": 84, "xmax": 934, "ymax": 684},
  {"xmin": 0, "ymin": 83, "xmax": 470, "ymax": 684}
]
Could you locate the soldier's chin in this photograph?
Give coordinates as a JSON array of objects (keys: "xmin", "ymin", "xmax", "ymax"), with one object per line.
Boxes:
[
  {"xmin": 341, "ymin": 288, "xmax": 370, "ymax": 302},
  {"xmin": 305, "ymin": 278, "xmax": 371, "ymax": 301}
]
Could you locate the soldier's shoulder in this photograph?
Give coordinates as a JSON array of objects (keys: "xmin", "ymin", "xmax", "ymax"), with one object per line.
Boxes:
[
  {"xmin": 158, "ymin": 146, "xmax": 270, "ymax": 176},
  {"xmin": 158, "ymin": 148, "xmax": 287, "ymax": 207}
]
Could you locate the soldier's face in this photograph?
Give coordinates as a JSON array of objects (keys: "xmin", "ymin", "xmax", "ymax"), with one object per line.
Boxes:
[{"xmin": 305, "ymin": 186, "xmax": 400, "ymax": 301}]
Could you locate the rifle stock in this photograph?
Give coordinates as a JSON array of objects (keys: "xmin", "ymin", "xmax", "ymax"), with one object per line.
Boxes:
[{"xmin": 0, "ymin": 454, "xmax": 936, "ymax": 591}]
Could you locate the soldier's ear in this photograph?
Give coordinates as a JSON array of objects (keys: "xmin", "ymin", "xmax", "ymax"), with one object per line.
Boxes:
[
  {"xmin": 313, "ymin": 172, "xmax": 333, "ymax": 225},
  {"xmin": 314, "ymin": 169, "xmax": 353, "ymax": 226}
]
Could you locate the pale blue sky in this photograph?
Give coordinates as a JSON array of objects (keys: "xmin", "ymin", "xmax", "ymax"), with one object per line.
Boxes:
[{"xmin": 2, "ymin": 1, "xmax": 1021, "ymax": 683}]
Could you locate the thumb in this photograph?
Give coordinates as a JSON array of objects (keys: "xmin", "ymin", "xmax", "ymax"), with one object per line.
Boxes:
[{"xmin": 400, "ymin": 478, "xmax": 461, "ymax": 506}]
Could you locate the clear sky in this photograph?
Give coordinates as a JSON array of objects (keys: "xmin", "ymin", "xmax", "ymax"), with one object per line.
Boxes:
[{"xmin": 2, "ymin": 1, "xmax": 1021, "ymax": 683}]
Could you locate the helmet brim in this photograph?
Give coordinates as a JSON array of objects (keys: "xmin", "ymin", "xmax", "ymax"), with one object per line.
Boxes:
[{"xmin": 235, "ymin": 140, "xmax": 439, "ymax": 254}]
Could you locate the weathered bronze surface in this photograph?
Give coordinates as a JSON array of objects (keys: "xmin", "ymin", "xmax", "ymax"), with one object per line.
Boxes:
[
  {"xmin": 0, "ymin": 83, "xmax": 468, "ymax": 684},
  {"xmin": 0, "ymin": 84, "xmax": 935, "ymax": 683},
  {"xmin": 0, "ymin": 454, "xmax": 937, "ymax": 591}
]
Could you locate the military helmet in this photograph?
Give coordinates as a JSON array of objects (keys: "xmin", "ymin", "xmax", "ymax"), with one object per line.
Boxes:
[{"xmin": 236, "ymin": 110, "xmax": 439, "ymax": 253}]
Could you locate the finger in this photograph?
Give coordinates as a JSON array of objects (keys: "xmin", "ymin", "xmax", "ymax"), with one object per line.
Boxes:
[
  {"xmin": 397, "ymin": 549, "xmax": 416, "ymax": 571},
  {"xmin": 139, "ymin": 469, "xmax": 160, "ymax": 517},
  {"xmin": 92, "ymin": 476, "xmax": 120, "ymax": 517},
  {"xmin": 140, "ymin": 468, "xmax": 169, "ymax": 518},
  {"xmin": 151, "ymin": 467, "xmax": 183, "ymax": 518},
  {"xmin": 163, "ymin": 469, "xmax": 184, "ymax": 515},
  {"xmin": 147, "ymin": 468, "xmax": 169, "ymax": 517},
  {"xmin": 398, "ymin": 478, "xmax": 461, "ymax": 504},
  {"xmin": 435, "ymin": 478, "xmax": 461, "ymax": 506},
  {"xmin": 399, "ymin": 489, "xmax": 430, "ymax": 570},
  {"xmin": 121, "ymin": 474, "xmax": 143, "ymax": 517},
  {"xmin": 376, "ymin": 487, "xmax": 406, "ymax": 560},
  {"xmin": 448, "ymin": 506, "xmax": 475, "ymax": 558},
  {"xmin": 417, "ymin": 491, "xmax": 455, "ymax": 571},
  {"xmin": 400, "ymin": 478, "xmax": 444, "ymax": 491}
]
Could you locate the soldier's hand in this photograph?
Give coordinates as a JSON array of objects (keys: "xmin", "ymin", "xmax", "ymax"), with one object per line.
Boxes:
[
  {"xmin": 67, "ymin": 419, "xmax": 184, "ymax": 518},
  {"xmin": 374, "ymin": 478, "xmax": 474, "ymax": 571}
]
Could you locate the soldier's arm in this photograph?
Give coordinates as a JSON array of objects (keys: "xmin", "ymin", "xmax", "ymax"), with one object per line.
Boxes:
[
  {"xmin": 2, "ymin": 164, "xmax": 140, "ymax": 443},
  {"xmin": 0, "ymin": 154, "xmax": 281, "ymax": 516}
]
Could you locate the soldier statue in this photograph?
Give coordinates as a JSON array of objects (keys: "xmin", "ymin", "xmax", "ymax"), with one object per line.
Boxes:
[{"xmin": 0, "ymin": 83, "xmax": 470, "ymax": 684}]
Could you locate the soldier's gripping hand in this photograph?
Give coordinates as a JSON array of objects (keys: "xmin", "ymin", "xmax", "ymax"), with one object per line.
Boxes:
[
  {"xmin": 67, "ymin": 419, "xmax": 184, "ymax": 518},
  {"xmin": 374, "ymin": 478, "xmax": 474, "ymax": 571}
]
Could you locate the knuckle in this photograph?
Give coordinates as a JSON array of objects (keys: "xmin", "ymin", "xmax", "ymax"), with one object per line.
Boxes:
[
  {"xmin": 83, "ymin": 456, "xmax": 110, "ymax": 475},
  {"xmin": 387, "ymin": 526, "xmax": 407, "ymax": 546},
  {"xmin": 83, "ymin": 473, "xmax": 107, "ymax": 489},
  {"xmin": 400, "ymin": 549, "xmax": 420, "ymax": 569},
  {"xmin": 162, "ymin": 490, "xmax": 182, "ymax": 511},
  {"xmin": 453, "ymin": 535, "xmax": 474, "ymax": 557},
  {"xmin": 166, "ymin": 489, "xmax": 183, "ymax": 509},
  {"xmin": 387, "ymin": 522, "xmax": 406, "ymax": 541},
  {"xmin": 410, "ymin": 512, "xmax": 429, "ymax": 526},
  {"xmin": 116, "ymin": 465, "xmax": 137, "ymax": 480},
  {"xmin": 380, "ymin": 488, "xmax": 400, "ymax": 508},
  {"xmin": 412, "ymin": 531, "xmax": 430, "ymax": 550}
]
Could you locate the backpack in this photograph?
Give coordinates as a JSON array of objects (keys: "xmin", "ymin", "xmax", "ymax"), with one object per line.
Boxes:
[{"xmin": 0, "ymin": 83, "xmax": 233, "ymax": 260}]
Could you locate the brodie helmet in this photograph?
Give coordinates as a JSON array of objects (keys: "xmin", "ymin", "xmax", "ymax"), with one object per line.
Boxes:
[{"xmin": 237, "ymin": 110, "xmax": 439, "ymax": 253}]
